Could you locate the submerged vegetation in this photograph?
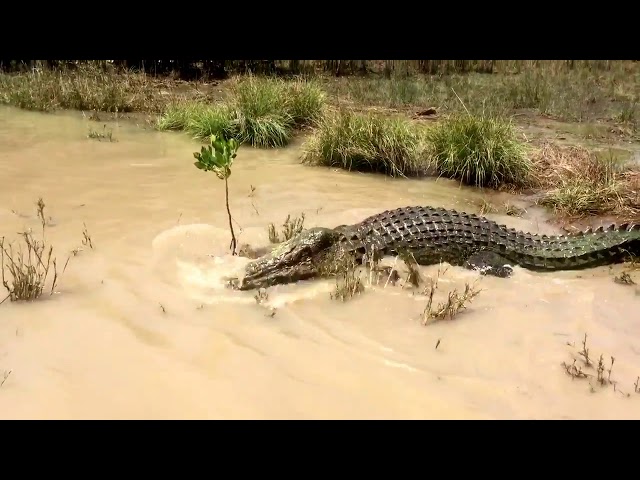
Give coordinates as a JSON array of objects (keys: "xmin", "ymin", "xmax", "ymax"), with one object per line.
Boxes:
[
  {"xmin": 317, "ymin": 244, "xmax": 483, "ymax": 321},
  {"xmin": 421, "ymin": 265, "xmax": 482, "ymax": 324},
  {"xmin": 562, "ymin": 333, "xmax": 640, "ymax": 397},
  {"xmin": 1, "ymin": 199, "xmax": 70, "ymax": 303},
  {"xmin": 87, "ymin": 124, "xmax": 116, "ymax": 142}
]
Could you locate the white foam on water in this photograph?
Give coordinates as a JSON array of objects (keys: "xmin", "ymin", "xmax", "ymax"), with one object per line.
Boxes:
[
  {"xmin": 151, "ymin": 223, "xmax": 334, "ymax": 307},
  {"xmin": 175, "ymin": 256, "xmax": 253, "ymax": 305},
  {"xmin": 264, "ymin": 282, "xmax": 334, "ymax": 309},
  {"xmin": 150, "ymin": 223, "xmax": 251, "ymax": 304}
]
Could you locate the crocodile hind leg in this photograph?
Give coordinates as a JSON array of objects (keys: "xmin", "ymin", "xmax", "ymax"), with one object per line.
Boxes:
[{"xmin": 464, "ymin": 251, "xmax": 514, "ymax": 278}]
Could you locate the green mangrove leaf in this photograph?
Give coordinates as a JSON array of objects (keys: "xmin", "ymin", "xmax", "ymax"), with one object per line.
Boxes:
[{"xmin": 192, "ymin": 134, "xmax": 238, "ymax": 175}]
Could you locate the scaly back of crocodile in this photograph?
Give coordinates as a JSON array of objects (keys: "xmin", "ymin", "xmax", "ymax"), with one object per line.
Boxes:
[{"xmin": 333, "ymin": 206, "xmax": 640, "ymax": 271}]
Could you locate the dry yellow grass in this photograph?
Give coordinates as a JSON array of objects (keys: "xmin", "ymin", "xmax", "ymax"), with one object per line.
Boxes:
[{"xmin": 531, "ymin": 143, "xmax": 640, "ymax": 221}]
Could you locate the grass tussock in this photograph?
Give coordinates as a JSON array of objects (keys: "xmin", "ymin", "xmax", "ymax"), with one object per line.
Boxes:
[
  {"xmin": 533, "ymin": 143, "xmax": 640, "ymax": 219},
  {"xmin": 301, "ymin": 109, "xmax": 429, "ymax": 177},
  {"xmin": 157, "ymin": 76, "xmax": 326, "ymax": 148},
  {"xmin": 301, "ymin": 109, "xmax": 531, "ymax": 188},
  {"xmin": 157, "ymin": 101, "xmax": 239, "ymax": 142},
  {"xmin": 1, "ymin": 199, "xmax": 70, "ymax": 304},
  {"xmin": 426, "ymin": 114, "xmax": 531, "ymax": 188},
  {"xmin": 156, "ymin": 102, "xmax": 212, "ymax": 131},
  {"xmin": 187, "ymin": 103, "xmax": 238, "ymax": 141},
  {"xmin": 0, "ymin": 64, "xmax": 167, "ymax": 113},
  {"xmin": 231, "ymin": 76, "xmax": 295, "ymax": 147}
]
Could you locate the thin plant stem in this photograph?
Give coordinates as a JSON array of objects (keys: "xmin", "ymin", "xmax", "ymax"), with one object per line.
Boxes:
[{"xmin": 225, "ymin": 178, "xmax": 237, "ymax": 255}]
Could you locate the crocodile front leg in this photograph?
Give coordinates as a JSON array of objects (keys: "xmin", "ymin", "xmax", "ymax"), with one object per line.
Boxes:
[{"xmin": 464, "ymin": 251, "xmax": 514, "ymax": 278}]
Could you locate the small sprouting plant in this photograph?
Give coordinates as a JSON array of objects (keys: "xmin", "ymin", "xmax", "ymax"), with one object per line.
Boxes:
[{"xmin": 193, "ymin": 135, "xmax": 240, "ymax": 255}]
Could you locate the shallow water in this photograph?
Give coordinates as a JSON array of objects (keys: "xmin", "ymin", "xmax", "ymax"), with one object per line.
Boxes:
[{"xmin": 0, "ymin": 106, "xmax": 639, "ymax": 420}]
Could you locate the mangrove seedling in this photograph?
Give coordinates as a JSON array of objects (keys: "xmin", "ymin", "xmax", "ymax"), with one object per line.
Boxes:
[{"xmin": 193, "ymin": 134, "xmax": 240, "ymax": 255}]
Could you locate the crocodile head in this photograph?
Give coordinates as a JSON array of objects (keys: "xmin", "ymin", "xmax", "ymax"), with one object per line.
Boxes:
[{"xmin": 237, "ymin": 227, "xmax": 342, "ymax": 291}]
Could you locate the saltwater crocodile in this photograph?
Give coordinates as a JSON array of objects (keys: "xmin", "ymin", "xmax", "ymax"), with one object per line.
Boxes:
[{"xmin": 236, "ymin": 205, "xmax": 640, "ymax": 291}]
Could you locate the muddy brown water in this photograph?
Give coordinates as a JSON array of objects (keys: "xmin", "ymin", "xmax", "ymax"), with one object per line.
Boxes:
[{"xmin": 0, "ymin": 106, "xmax": 639, "ymax": 420}]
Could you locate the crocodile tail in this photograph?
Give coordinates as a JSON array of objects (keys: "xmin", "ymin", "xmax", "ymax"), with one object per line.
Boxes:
[{"xmin": 510, "ymin": 223, "xmax": 640, "ymax": 271}]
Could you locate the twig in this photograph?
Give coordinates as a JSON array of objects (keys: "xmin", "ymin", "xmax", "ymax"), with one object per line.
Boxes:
[
  {"xmin": 383, "ymin": 256, "xmax": 399, "ymax": 289},
  {"xmin": 1, "ymin": 370, "xmax": 12, "ymax": 388},
  {"xmin": 451, "ymin": 87, "xmax": 471, "ymax": 116}
]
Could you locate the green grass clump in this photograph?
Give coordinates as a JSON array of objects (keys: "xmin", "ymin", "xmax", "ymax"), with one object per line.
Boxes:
[
  {"xmin": 301, "ymin": 109, "xmax": 428, "ymax": 177},
  {"xmin": 425, "ymin": 114, "xmax": 531, "ymax": 188},
  {"xmin": 157, "ymin": 102, "xmax": 238, "ymax": 140},
  {"xmin": 285, "ymin": 79, "xmax": 326, "ymax": 127},
  {"xmin": 230, "ymin": 75, "xmax": 294, "ymax": 147},
  {"xmin": 186, "ymin": 104, "xmax": 238, "ymax": 140},
  {"xmin": 230, "ymin": 75, "xmax": 326, "ymax": 147},
  {"xmin": 155, "ymin": 75, "xmax": 326, "ymax": 148},
  {"xmin": 234, "ymin": 109, "xmax": 293, "ymax": 148},
  {"xmin": 156, "ymin": 102, "xmax": 207, "ymax": 131}
]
